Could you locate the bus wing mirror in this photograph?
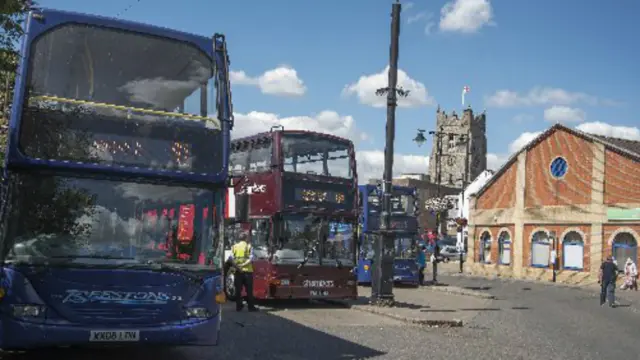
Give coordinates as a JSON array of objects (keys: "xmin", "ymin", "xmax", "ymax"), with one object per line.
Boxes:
[{"xmin": 235, "ymin": 193, "xmax": 249, "ymax": 223}]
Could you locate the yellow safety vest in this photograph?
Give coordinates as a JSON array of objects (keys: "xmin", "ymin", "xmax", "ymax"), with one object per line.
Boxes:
[{"xmin": 232, "ymin": 241, "xmax": 253, "ymax": 273}]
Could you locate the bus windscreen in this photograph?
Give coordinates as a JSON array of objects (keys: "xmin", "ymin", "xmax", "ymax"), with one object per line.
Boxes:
[{"xmin": 19, "ymin": 24, "xmax": 223, "ymax": 175}]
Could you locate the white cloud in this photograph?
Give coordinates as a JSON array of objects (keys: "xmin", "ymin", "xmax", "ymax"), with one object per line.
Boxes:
[
  {"xmin": 480, "ymin": 132, "xmax": 542, "ymax": 171},
  {"xmin": 425, "ymin": 21, "xmax": 436, "ymax": 35},
  {"xmin": 508, "ymin": 131, "xmax": 543, "ymax": 153},
  {"xmin": 231, "ymin": 109, "xmax": 433, "ymax": 183},
  {"xmin": 232, "ymin": 110, "xmax": 364, "ymax": 141},
  {"xmin": 407, "ymin": 12, "xmax": 428, "ymax": 24},
  {"xmin": 486, "ymin": 153, "xmax": 507, "ymax": 171},
  {"xmin": 484, "ymin": 87, "xmax": 620, "ymax": 108},
  {"xmin": 357, "ymin": 151, "xmax": 429, "ymax": 184},
  {"xmin": 230, "ymin": 66, "xmax": 306, "ymax": 97},
  {"xmin": 439, "ymin": 0, "xmax": 494, "ymax": 33},
  {"xmin": 543, "ymin": 106, "xmax": 586, "ymax": 123},
  {"xmin": 342, "ymin": 66, "xmax": 435, "ymax": 108},
  {"xmin": 576, "ymin": 122, "xmax": 640, "ymax": 141},
  {"xmin": 513, "ymin": 114, "xmax": 534, "ymax": 123}
]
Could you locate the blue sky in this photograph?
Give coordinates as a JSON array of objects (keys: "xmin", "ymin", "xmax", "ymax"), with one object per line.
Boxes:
[{"xmin": 37, "ymin": 0, "xmax": 640, "ymax": 180}]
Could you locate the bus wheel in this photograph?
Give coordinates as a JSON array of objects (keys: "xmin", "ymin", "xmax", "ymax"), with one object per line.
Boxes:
[{"xmin": 225, "ymin": 272, "xmax": 237, "ymax": 301}]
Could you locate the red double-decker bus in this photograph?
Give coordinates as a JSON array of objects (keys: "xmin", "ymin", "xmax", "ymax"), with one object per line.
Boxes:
[{"xmin": 224, "ymin": 127, "xmax": 358, "ymax": 300}]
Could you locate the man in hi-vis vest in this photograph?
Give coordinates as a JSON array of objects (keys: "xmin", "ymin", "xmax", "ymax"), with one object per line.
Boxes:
[{"xmin": 228, "ymin": 231, "xmax": 258, "ymax": 312}]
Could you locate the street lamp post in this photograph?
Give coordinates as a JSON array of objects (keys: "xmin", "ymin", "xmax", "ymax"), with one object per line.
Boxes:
[
  {"xmin": 415, "ymin": 128, "xmax": 469, "ymax": 283},
  {"xmin": 370, "ymin": 0, "xmax": 408, "ymax": 307},
  {"xmin": 550, "ymin": 231, "xmax": 558, "ymax": 283},
  {"xmin": 458, "ymin": 130, "xmax": 471, "ymax": 273}
]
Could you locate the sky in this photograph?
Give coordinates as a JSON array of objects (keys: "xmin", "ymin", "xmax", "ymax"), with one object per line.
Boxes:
[{"xmin": 38, "ymin": 0, "xmax": 640, "ymax": 183}]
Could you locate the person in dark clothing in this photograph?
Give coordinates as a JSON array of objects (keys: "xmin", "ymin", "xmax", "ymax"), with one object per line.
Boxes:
[
  {"xmin": 599, "ymin": 256, "xmax": 619, "ymax": 307},
  {"xmin": 416, "ymin": 244, "xmax": 427, "ymax": 285}
]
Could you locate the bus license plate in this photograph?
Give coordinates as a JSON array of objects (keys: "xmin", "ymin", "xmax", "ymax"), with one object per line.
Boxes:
[
  {"xmin": 310, "ymin": 290, "xmax": 329, "ymax": 297},
  {"xmin": 89, "ymin": 330, "xmax": 140, "ymax": 342}
]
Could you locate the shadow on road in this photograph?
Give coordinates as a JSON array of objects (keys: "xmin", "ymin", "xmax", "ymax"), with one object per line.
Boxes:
[
  {"xmin": 258, "ymin": 299, "xmax": 349, "ymax": 311},
  {"xmin": 1, "ymin": 346, "xmax": 191, "ymax": 360},
  {"xmin": 218, "ymin": 305, "xmax": 387, "ymax": 359},
  {"xmin": 463, "ymin": 286, "xmax": 492, "ymax": 291},
  {"xmin": 420, "ymin": 306, "xmax": 532, "ymax": 313},
  {"xmin": 1, "ymin": 305, "xmax": 386, "ymax": 360}
]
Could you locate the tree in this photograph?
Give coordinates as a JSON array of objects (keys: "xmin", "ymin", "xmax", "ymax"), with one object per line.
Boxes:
[{"xmin": 1, "ymin": 1, "xmax": 31, "ymax": 159}]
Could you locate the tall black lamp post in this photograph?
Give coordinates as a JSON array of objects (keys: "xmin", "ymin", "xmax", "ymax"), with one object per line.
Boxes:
[{"xmin": 370, "ymin": 0, "xmax": 409, "ymax": 307}]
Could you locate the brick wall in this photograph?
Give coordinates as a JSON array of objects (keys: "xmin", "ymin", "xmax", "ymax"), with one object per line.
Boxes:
[
  {"xmin": 522, "ymin": 224, "xmax": 592, "ymax": 272},
  {"xmin": 603, "ymin": 150, "xmax": 640, "ymax": 204},
  {"xmin": 474, "ymin": 225, "xmax": 515, "ymax": 264},
  {"xmin": 475, "ymin": 164, "xmax": 516, "ymax": 210},
  {"xmin": 524, "ymin": 130, "xmax": 593, "ymax": 207}
]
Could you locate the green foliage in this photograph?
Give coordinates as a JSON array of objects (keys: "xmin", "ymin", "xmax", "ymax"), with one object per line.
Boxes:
[
  {"xmin": 0, "ymin": 0, "xmax": 30, "ymax": 66},
  {"xmin": 0, "ymin": 1, "xmax": 32, "ymax": 160},
  {"xmin": 21, "ymin": 176, "xmax": 96, "ymax": 238}
]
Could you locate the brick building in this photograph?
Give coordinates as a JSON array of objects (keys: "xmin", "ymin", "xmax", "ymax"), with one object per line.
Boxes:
[{"xmin": 466, "ymin": 124, "xmax": 640, "ymax": 285}]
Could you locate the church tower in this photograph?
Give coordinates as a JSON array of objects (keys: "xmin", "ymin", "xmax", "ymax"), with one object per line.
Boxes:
[{"xmin": 428, "ymin": 106, "xmax": 487, "ymax": 189}]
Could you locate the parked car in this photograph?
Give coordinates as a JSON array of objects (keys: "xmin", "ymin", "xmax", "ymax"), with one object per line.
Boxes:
[{"xmin": 421, "ymin": 238, "xmax": 458, "ymax": 263}]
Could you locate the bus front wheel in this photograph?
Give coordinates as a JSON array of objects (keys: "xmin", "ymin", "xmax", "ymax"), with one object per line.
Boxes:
[{"xmin": 225, "ymin": 272, "xmax": 237, "ymax": 301}]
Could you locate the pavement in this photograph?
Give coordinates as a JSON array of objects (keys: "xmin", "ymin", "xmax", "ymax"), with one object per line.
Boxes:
[
  {"xmin": 340, "ymin": 285, "xmax": 492, "ymax": 327},
  {"xmin": 3, "ymin": 275, "xmax": 640, "ymax": 360},
  {"xmin": 437, "ymin": 261, "xmax": 640, "ymax": 308}
]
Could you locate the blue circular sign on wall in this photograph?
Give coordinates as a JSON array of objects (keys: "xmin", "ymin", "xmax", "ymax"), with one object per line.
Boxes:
[{"xmin": 550, "ymin": 156, "xmax": 568, "ymax": 178}]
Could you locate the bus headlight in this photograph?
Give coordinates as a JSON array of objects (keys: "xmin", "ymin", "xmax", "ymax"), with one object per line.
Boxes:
[
  {"xmin": 12, "ymin": 305, "xmax": 46, "ymax": 318},
  {"xmin": 185, "ymin": 307, "xmax": 211, "ymax": 318},
  {"xmin": 215, "ymin": 292, "xmax": 226, "ymax": 304},
  {"xmin": 215, "ymin": 276, "xmax": 225, "ymax": 304}
]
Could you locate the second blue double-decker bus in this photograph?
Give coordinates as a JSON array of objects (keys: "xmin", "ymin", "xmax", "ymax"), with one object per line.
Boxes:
[
  {"xmin": 0, "ymin": 7, "xmax": 233, "ymax": 350},
  {"xmin": 357, "ymin": 184, "xmax": 421, "ymax": 286}
]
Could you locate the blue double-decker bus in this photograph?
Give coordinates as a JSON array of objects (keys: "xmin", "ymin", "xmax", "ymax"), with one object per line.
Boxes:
[
  {"xmin": 356, "ymin": 184, "xmax": 420, "ymax": 286},
  {"xmin": 0, "ymin": 7, "xmax": 233, "ymax": 350}
]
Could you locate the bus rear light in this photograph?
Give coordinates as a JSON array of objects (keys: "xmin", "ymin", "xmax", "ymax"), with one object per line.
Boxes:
[
  {"xmin": 185, "ymin": 307, "xmax": 211, "ymax": 318},
  {"xmin": 12, "ymin": 305, "xmax": 46, "ymax": 318}
]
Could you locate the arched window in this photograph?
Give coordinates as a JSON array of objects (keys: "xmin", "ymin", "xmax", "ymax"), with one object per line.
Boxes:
[
  {"xmin": 562, "ymin": 231, "xmax": 584, "ymax": 270},
  {"xmin": 531, "ymin": 231, "xmax": 550, "ymax": 268},
  {"xmin": 612, "ymin": 232, "xmax": 638, "ymax": 266},
  {"xmin": 498, "ymin": 231, "xmax": 511, "ymax": 265},
  {"xmin": 479, "ymin": 231, "xmax": 492, "ymax": 264}
]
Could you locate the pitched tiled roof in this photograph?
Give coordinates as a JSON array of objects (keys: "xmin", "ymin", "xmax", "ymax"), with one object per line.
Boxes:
[{"xmin": 591, "ymin": 135, "xmax": 640, "ymax": 157}]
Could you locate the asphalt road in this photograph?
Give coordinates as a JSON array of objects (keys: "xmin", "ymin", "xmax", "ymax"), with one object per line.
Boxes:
[{"xmin": 3, "ymin": 276, "xmax": 639, "ymax": 360}]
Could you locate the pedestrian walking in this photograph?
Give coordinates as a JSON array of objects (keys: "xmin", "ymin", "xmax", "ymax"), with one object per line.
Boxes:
[
  {"xmin": 416, "ymin": 243, "xmax": 426, "ymax": 285},
  {"xmin": 620, "ymin": 258, "xmax": 638, "ymax": 291},
  {"xmin": 598, "ymin": 256, "xmax": 619, "ymax": 307},
  {"xmin": 228, "ymin": 230, "xmax": 259, "ymax": 312}
]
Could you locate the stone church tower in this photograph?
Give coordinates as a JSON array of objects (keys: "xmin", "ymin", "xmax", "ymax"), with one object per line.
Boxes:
[{"xmin": 428, "ymin": 106, "xmax": 487, "ymax": 189}]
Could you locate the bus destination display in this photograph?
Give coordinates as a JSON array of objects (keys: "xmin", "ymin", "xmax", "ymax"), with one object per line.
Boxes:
[{"xmin": 295, "ymin": 188, "xmax": 345, "ymax": 204}]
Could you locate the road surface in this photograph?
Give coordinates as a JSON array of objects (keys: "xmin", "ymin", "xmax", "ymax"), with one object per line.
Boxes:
[{"xmin": 3, "ymin": 276, "xmax": 639, "ymax": 359}]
